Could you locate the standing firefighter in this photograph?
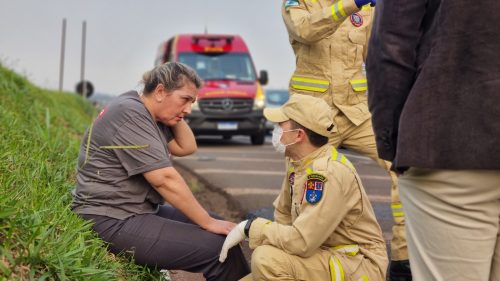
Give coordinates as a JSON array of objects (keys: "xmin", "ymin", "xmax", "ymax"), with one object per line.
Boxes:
[{"xmin": 281, "ymin": 0, "xmax": 411, "ymax": 279}]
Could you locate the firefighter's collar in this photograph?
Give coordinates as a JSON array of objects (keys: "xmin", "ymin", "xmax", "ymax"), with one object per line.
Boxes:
[{"xmin": 288, "ymin": 144, "xmax": 329, "ymax": 169}]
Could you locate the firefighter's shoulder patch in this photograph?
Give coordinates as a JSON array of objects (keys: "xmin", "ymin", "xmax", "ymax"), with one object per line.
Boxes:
[{"xmin": 305, "ymin": 173, "xmax": 327, "ymax": 204}]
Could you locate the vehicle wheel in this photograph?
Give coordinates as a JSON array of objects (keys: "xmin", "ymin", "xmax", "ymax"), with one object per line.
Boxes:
[
  {"xmin": 222, "ymin": 135, "xmax": 232, "ymax": 140},
  {"xmin": 250, "ymin": 133, "xmax": 265, "ymax": 145}
]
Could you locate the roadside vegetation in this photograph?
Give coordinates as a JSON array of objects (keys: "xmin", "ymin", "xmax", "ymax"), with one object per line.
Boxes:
[{"xmin": 0, "ymin": 64, "xmax": 160, "ymax": 280}]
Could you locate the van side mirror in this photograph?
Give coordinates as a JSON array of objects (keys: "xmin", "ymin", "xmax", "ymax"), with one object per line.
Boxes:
[{"xmin": 258, "ymin": 70, "xmax": 268, "ymax": 86}]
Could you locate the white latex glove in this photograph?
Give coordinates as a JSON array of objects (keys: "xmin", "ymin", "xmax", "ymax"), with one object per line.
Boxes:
[{"xmin": 219, "ymin": 220, "xmax": 247, "ymax": 263}]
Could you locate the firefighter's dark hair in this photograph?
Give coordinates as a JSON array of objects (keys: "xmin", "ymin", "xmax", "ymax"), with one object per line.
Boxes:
[{"xmin": 290, "ymin": 120, "xmax": 329, "ymax": 147}]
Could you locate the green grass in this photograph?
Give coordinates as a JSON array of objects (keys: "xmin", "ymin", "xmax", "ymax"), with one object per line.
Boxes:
[{"xmin": 0, "ymin": 65, "xmax": 161, "ymax": 280}]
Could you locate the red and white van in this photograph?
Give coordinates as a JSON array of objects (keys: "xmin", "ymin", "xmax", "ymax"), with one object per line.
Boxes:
[{"xmin": 155, "ymin": 34, "xmax": 268, "ymax": 145}]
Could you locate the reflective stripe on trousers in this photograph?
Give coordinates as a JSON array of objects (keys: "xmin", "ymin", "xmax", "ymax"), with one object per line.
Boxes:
[{"xmin": 391, "ymin": 203, "xmax": 405, "ymax": 217}]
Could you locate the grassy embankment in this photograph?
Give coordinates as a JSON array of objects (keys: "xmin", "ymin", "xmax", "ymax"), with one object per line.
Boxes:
[{"xmin": 0, "ymin": 65, "xmax": 160, "ymax": 280}]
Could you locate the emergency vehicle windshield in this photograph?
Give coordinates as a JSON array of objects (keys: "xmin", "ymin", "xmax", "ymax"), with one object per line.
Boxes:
[{"xmin": 179, "ymin": 53, "xmax": 257, "ymax": 82}]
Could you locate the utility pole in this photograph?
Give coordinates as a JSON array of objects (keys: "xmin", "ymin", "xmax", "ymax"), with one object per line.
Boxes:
[
  {"xmin": 80, "ymin": 20, "xmax": 87, "ymax": 98},
  {"xmin": 58, "ymin": 18, "xmax": 66, "ymax": 92}
]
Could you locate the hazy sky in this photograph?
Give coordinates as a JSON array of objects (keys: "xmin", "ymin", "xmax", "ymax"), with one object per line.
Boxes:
[{"xmin": 0, "ymin": 0, "xmax": 295, "ymax": 95}]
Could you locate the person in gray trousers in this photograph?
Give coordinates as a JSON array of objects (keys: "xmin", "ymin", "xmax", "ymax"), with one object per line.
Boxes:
[
  {"xmin": 366, "ymin": 0, "xmax": 500, "ymax": 280},
  {"xmin": 72, "ymin": 62, "xmax": 249, "ymax": 281}
]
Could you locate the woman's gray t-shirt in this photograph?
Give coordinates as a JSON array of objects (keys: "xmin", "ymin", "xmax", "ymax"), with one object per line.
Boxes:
[{"xmin": 72, "ymin": 91, "xmax": 173, "ymax": 219}]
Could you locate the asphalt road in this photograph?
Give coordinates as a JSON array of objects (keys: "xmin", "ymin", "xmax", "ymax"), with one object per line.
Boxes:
[{"xmin": 173, "ymin": 135, "xmax": 394, "ymax": 244}]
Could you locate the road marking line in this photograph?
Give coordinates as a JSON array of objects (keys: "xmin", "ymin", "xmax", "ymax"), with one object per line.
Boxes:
[
  {"xmin": 196, "ymin": 147, "xmax": 371, "ymax": 160},
  {"xmin": 178, "ymin": 156, "xmax": 284, "ymax": 163},
  {"xmin": 194, "ymin": 169, "xmax": 285, "ymax": 176},
  {"xmin": 194, "ymin": 168, "xmax": 390, "ymax": 181},
  {"xmin": 197, "ymin": 148, "xmax": 276, "ymax": 154},
  {"xmin": 225, "ymin": 187, "xmax": 280, "ymax": 196},
  {"xmin": 180, "ymin": 154, "xmax": 374, "ymax": 164},
  {"xmin": 359, "ymin": 175, "xmax": 391, "ymax": 180},
  {"xmin": 224, "ymin": 187, "xmax": 391, "ymax": 203},
  {"xmin": 366, "ymin": 194, "xmax": 391, "ymax": 203},
  {"xmin": 340, "ymin": 151, "xmax": 371, "ymax": 160},
  {"xmin": 180, "ymin": 148, "xmax": 371, "ymax": 162}
]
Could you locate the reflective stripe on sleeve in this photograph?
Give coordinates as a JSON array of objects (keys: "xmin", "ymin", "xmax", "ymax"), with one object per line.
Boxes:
[
  {"xmin": 350, "ymin": 79, "xmax": 368, "ymax": 91},
  {"xmin": 331, "ymin": 0, "xmax": 347, "ymax": 22},
  {"xmin": 291, "ymin": 76, "xmax": 330, "ymax": 92},
  {"xmin": 391, "ymin": 203, "xmax": 405, "ymax": 217}
]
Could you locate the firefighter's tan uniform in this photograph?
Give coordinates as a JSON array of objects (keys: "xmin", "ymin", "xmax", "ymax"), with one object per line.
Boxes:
[
  {"xmin": 282, "ymin": 0, "xmax": 407, "ymax": 261},
  {"xmin": 245, "ymin": 145, "xmax": 388, "ymax": 280}
]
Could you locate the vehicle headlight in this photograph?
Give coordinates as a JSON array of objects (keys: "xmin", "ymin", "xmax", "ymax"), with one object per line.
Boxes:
[
  {"xmin": 253, "ymin": 83, "xmax": 265, "ymax": 110},
  {"xmin": 253, "ymin": 98, "xmax": 265, "ymax": 110}
]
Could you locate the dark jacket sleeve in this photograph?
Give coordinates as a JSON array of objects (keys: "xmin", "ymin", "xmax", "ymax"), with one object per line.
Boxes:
[{"xmin": 366, "ymin": 0, "xmax": 428, "ymax": 161}]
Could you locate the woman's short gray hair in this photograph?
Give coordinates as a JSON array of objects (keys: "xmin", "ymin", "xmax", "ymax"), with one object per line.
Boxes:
[{"xmin": 142, "ymin": 62, "xmax": 202, "ymax": 94}]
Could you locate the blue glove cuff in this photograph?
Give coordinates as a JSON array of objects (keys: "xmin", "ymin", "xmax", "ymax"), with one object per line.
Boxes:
[{"xmin": 353, "ymin": 0, "xmax": 372, "ymax": 8}]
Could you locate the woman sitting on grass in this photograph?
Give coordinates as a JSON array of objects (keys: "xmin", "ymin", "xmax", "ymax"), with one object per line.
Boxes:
[{"xmin": 71, "ymin": 62, "xmax": 249, "ymax": 281}]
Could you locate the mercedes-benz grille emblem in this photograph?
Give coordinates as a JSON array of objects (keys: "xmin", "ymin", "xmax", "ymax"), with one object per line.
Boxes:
[{"xmin": 221, "ymin": 99, "xmax": 233, "ymax": 111}]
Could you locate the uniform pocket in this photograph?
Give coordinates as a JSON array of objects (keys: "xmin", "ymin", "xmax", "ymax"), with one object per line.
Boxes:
[
  {"xmin": 348, "ymin": 30, "xmax": 367, "ymax": 45},
  {"xmin": 346, "ymin": 30, "xmax": 367, "ymax": 67}
]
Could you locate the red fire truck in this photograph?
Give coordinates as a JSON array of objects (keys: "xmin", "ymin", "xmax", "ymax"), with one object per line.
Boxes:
[{"xmin": 155, "ymin": 34, "xmax": 268, "ymax": 145}]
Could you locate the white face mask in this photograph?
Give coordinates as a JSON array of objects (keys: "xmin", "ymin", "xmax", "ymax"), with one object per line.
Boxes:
[{"xmin": 272, "ymin": 125, "xmax": 298, "ymax": 153}]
